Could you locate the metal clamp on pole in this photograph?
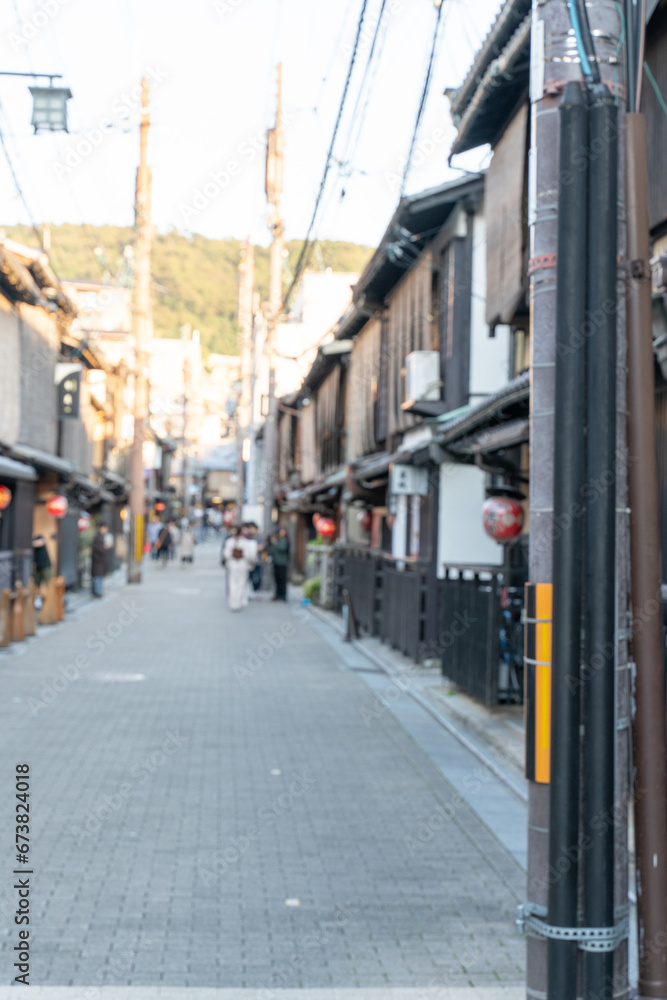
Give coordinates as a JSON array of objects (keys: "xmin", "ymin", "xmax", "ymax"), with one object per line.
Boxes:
[{"xmin": 517, "ymin": 902, "xmax": 629, "ymax": 953}]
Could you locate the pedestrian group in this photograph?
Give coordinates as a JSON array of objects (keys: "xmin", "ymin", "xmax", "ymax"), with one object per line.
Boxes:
[{"xmin": 221, "ymin": 522, "xmax": 290, "ymax": 611}]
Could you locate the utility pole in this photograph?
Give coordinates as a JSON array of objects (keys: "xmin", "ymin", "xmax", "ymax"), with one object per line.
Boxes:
[
  {"xmin": 128, "ymin": 77, "xmax": 153, "ymax": 584},
  {"xmin": 263, "ymin": 63, "xmax": 284, "ymax": 536},
  {"xmin": 526, "ymin": 4, "xmax": 629, "ymax": 999},
  {"xmin": 236, "ymin": 239, "xmax": 255, "ymax": 514},
  {"xmin": 181, "ymin": 325, "xmax": 192, "ymax": 519}
]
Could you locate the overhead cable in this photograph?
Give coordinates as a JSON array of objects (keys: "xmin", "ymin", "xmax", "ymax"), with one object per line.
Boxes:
[
  {"xmin": 399, "ymin": 0, "xmax": 446, "ymax": 198},
  {"xmin": 338, "ymin": 0, "xmax": 391, "ymax": 175},
  {"xmin": 566, "ymin": 0, "xmax": 601, "ymax": 86},
  {"xmin": 282, "ymin": 0, "xmax": 370, "ymax": 315}
]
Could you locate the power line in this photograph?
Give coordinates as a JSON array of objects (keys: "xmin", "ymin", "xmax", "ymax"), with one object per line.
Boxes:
[
  {"xmin": 311, "ymin": 0, "xmax": 358, "ymax": 118},
  {"xmin": 338, "ymin": 0, "xmax": 391, "ymax": 174},
  {"xmin": 400, "ymin": 0, "xmax": 446, "ymax": 198},
  {"xmin": 0, "ymin": 117, "xmax": 42, "ymax": 247},
  {"xmin": 566, "ymin": 0, "xmax": 601, "ymax": 86},
  {"xmin": 282, "ymin": 0, "xmax": 371, "ymax": 315}
]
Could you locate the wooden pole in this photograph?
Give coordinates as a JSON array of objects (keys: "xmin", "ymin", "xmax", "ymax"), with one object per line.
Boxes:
[
  {"xmin": 129, "ymin": 78, "xmax": 153, "ymax": 583},
  {"xmin": 263, "ymin": 63, "xmax": 284, "ymax": 536},
  {"xmin": 236, "ymin": 239, "xmax": 255, "ymax": 514}
]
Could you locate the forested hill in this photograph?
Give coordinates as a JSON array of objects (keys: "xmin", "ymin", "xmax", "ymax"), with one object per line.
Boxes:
[{"xmin": 2, "ymin": 224, "xmax": 373, "ymax": 356}]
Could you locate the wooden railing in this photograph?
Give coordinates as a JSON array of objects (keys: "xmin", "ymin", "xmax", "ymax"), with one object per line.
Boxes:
[
  {"xmin": 333, "ymin": 548, "xmax": 383, "ymax": 637},
  {"xmin": 333, "ymin": 547, "xmax": 518, "ymax": 706},
  {"xmin": 13, "ymin": 548, "xmax": 32, "ymax": 586},
  {"xmin": 435, "ymin": 568, "xmax": 503, "ymax": 706},
  {"xmin": 379, "ymin": 559, "xmax": 430, "ymax": 661},
  {"xmin": 0, "ymin": 549, "xmax": 33, "ymax": 589},
  {"xmin": 0, "ymin": 551, "xmax": 11, "ymax": 592}
]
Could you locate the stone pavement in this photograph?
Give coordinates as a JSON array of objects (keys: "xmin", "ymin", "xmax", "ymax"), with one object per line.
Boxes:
[{"xmin": 0, "ymin": 541, "xmax": 526, "ymax": 991}]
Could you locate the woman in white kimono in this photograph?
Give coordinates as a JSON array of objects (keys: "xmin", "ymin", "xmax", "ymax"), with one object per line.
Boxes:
[{"xmin": 223, "ymin": 527, "xmax": 255, "ymax": 611}]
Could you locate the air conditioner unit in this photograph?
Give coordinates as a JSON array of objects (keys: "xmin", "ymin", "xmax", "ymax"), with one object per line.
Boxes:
[{"xmin": 404, "ymin": 351, "xmax": 441, "ymax": 404}]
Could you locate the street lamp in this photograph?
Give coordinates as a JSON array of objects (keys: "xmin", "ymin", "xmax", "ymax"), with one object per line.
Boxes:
[
  {"xmin": 0, "ymin": 72, "xmax": 72, "ymax": 133},
  {"xmin": 29, "ymin": 85, "xmax": 72, "ymax": 133}
]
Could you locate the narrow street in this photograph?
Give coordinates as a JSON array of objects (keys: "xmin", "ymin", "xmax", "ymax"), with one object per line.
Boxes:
[{"xmin": 0, "ymin": 541, "xmax": 525, "ymax": 994}]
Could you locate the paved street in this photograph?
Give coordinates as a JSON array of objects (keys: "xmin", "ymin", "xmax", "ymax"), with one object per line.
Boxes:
[{"xmin": 0, "ymin": 542, "xmax": 525, "ymax": 992}]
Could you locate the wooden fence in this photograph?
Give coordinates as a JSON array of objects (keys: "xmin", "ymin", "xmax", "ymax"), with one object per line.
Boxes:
[{"xmin": 333, "ymin": 547, "xmax": 514, "ymax": 706}]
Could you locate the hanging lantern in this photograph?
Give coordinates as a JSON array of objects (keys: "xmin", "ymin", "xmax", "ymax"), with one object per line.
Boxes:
[
  {"xmin": 77, "ymin": 512, "xmax": 91, "ymax": 533},
  {"xmin": 0, "ymin": 485, "xmax": 12, "ymax": 510},
  {"xmin": 312, "ymin": 513, "xmax": 322, "ymax": 529},
  {"xmin": 317, "ymin": 517, "xmax": 336, "ymax": 539},
  {"xmin": 46, "ymin": 494, "xmax": 69, "ymax": 519},
  {"xmin": 482, "ymin": 496, "xmax": 523, "ymax": 543},
  {"xmin": 155, "ymin": 501, "xmax": 166, "ymax": 512},
  {"xmin": 356, "ymin": 509, "xmax": 372, "ymax": 532},
  {"xmin": 29, "ymin": 84, "xmax": 73, "ymax": 133}
]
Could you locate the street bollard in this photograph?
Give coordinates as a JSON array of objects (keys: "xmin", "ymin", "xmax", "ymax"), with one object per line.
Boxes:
[
  {"xmin": 54, "ymin": 576, "xmax": 65, "ymax": 622},
  {"xmin": 0, "ymin": 589, "xmax": 11, "ymax": 646},
  {"xmin": 24, "ymin": 581, "xmax": 36, "ymax": 636},
  {"xmin": 11, "ymin": 587, "xmax": 26, "ymax": 642},
  {"xmin": 39, "ymin": 577, "xmax": 60, "ymax": 625}
]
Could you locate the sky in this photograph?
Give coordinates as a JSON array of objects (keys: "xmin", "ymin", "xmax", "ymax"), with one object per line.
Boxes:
[{"xmin": 0, "ymin": 0, "xmax": 502, "ymax": 256}]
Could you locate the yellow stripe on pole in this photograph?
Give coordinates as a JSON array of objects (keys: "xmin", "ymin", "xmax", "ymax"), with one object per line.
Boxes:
[
  {"xmin": 134, "ymin": 514, "xmax": 144, "ymax": 564},
  {"xmin": 534, "ymin": 583, "xmax": 552, "ymax": 783}
]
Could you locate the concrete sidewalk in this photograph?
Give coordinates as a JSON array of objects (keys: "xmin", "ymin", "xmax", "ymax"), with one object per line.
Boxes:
[
  {"xmin": 306, "ymin": 604, "xmax": 525, "ymax": 783},
  {"xmin": 0, "ymin": 542, "xmax": 526, "ymax": 991}
]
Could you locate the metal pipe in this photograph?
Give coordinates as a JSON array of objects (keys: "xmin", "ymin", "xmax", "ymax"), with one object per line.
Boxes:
[
  {"xmin": 626, "ymin": 110, "xmax": 667, "ymax": 1000},
  {"xmin": 582, "ymin": 83, "xmax": 618, "ymax": 1000},
  {"xmin": 549, "ymin": 79, "xmax": 589, "ymax": 1000}
]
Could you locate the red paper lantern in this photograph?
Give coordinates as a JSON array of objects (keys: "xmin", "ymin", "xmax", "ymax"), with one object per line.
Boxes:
[
  {"xmin": 482, "ymin": 496, "xmax": 523, "ymax": 543},
  {"xmin": 317, "ymin": 517, "xmax": 336, "ymax": 539},
  {"xmin": 46, "ymin": 494, "xmax": 68, "ymax": 519},
  {"xmin": 77, "ymin": 512, "xmax": 91, "ymax": 532},
  {"xmin": 155, "ymin": 501, "xmax": 166, "ymax": 512},
  {"xmin": 0, "ymin": 485, "xmax": 12, "ymax": 510},
  {"xmin": 356, "ymin": 509, "xmax": 372, "ymax": 532}
]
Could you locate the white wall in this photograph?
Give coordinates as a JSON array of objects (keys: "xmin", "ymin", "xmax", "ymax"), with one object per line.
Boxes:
[
  {"xmin": 392, "ymin": 494, "xmax": 408, "ymax": 564},
  {"xmin": 437, "ymin": 462, "xmax": 503, "ymax": 575},
  {"xmin": 0, "ymin": 299, "xmax": 20, "ymax": 447},
  {"xmin": 468, "ymin": 207, "xmax": 511, "ymax": 401}
]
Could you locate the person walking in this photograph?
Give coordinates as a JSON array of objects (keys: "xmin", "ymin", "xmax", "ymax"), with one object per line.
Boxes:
[
  {"xmin": 32, "ymin": 535, "xmax": 52, "ymax": 599},
  {"xmin": 269, "ymin": 526, "xmax": 290, "ymax": 602},
  {"xmin": 179, "ymin": 521, "xmax": 195, "ymax": 566},
  {"xmin": 91, "ymin": 522, "xmax": 109, "ymax": 597},
  {"xmin": 223, "ymin": 527, "xmax": 254, "ymax": 611},
  {"xmin": 155, "ymin": 522, "xmax": 172, "ymax": 566},
  {"xmin": 147, "ymin": 518, "xmax": 161, "ymax": 560}
]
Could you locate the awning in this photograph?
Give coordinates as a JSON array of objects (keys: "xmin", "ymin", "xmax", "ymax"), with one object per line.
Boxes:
[
  {"xmin": 0, "ymin": 456, "xmax": 38, "ymax": 482},
  {"xmin": 448, "ymin": 416, "xmax": 529, "ymax": 455},
  {"xmin": 350, "ymin": 452, "xmax": 397, "ymax": 481},
  {"xmin": 102, "ymin": 469, "xmax": 128, "ymax": 488},
  {"xmin": 70, "ymin": 474, "xmax": 115, "ymax": 504},
  {"xmin": 9, "ymin": 443, "xmax": 74, "ymax": 476},
  {"xmin": 432, "ymin": 371, "xmax": 530, "ymax": 447}
]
